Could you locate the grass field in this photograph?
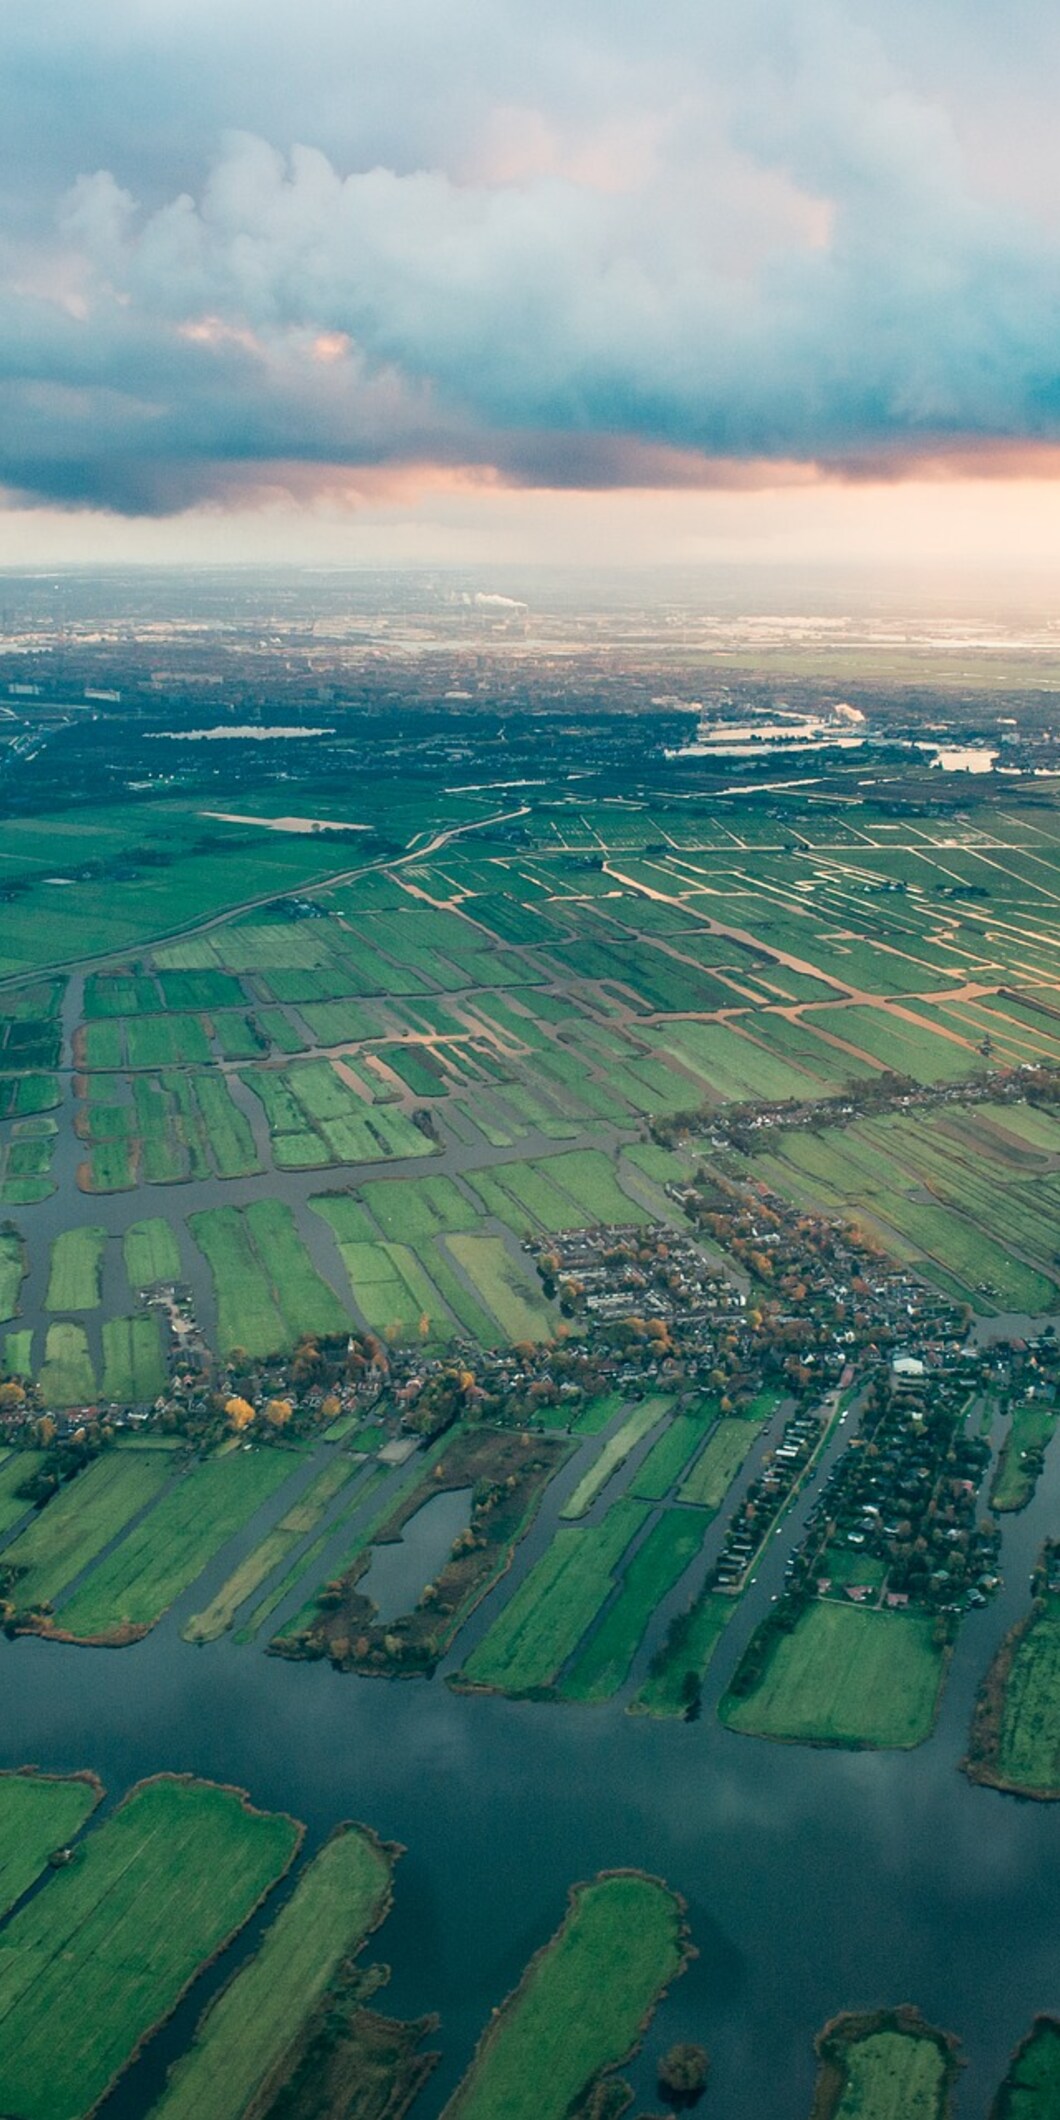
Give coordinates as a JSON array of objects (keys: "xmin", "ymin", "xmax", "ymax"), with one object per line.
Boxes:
[
  {"xmin": 558, "ymin": 1509, "xmax": 707, "ymax": 1702},
  {"xmin": 45, "ymin": 1225, "xmax": 105, "ymax": 1312},
  {"xmin": 151, "ymin": 1824, "xmax": 393, "ymax": 2120},
  {"xmin": 0, "ymin": 1774, "xmax": 301, "ymax": 2120},
  {"xmin": 123, "ymin": 1217, "xmax": 182, "ymax": 1290},
  {"xmin": 632, "ymin": 1590, "xmax": 734, "ymax": 1718},
  {"xmin": 629, "ymin": 1409, "xmax": 713, "ymax": 1501},
  {"xmin": 974, "ymin": 1592, "xmax": 1060, "ymax": 1798},
  {"xmin": 990, "ymin": 2019, "xmax": 1060, "ymax": 2120},
  {"xmin": 54, "ymin": 1448, "xmax": 296, "ymax": 1642},
  {"xmin": 721, "ymin": 1601, "xmax": 945, "ymax": 1748},
  {"xmin": 2, "ymin": 1450, "xmax": 174, "ymax": 1616},
  {"xmin": 811, "ymin": 2018, "xmax": 954, "ymax": 2120},
  {"xmin": 458, "ymin": 1500, "xmax": 648, "ymax": 1696},
  {"xmin": 0, "ymin": 1770, "xmax": 101, "ymax": 1917},
  {"xmin": 0, "ymin": 1450, "xmax": 43, "ymax": 1536},
  {"xmin": 441, "ymin": 1871, "xmax": 686, "ymax": 2120},
  {"xmin": 991, "ymin": 1402, "xmax": 1058, "ymax": 1511},
  {"xmin": 678, "ymin": 1415, "xmax": 763, "ymax": 1511},
  {"xmin": 0, "ymin": 1230, "xmax": 24, "ymax": 1322},
  {"xmin": 446, "ymin": 1233, "xmax": 554, "ymax": 1342},
  {"xmin": 101, "ymin": 1314, "xmax": 167, "ymax": 1403},
  {"xmin": 182, "ymin": 1455, "xmax": 355, "ymax": 1643},
  {"xmin": 190, "ymin": 1203, "xmax": 349, "ymax": 1358},
  {"xmin": 560, "ymin": 1399, "xmax": 669, "ymax": 1520}
]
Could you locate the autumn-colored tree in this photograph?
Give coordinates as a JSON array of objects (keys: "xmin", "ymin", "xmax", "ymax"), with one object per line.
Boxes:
[
  {"xmin": 264, "ymin": 1396, "xmax": 293, "ymax": 1428},
  {"xmin": 36, "ymin": 1414, "xmax": 56, "ymax": 1445},
  {"xmin": 0, "ymin": 1380, "xmax": 25, "ymax": 1411},
  {"xmin": 225, "ymin": 1395, "xmax": 255, "ymax": 1432},
  {"xmin": 321, "ymin": 1393, "xmax": 341, "ymax": 1420}
]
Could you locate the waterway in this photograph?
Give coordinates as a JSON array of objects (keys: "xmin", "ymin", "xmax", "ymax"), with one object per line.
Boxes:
[{"xmin": 4, "ymin": 1384, "xmax": 1060, "ymax": 2120}]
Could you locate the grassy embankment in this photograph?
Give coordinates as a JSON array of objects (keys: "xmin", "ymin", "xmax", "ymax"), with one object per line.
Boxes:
[
  {"xmin": 721, "ymin": 1600, "xmax": 946, "ymax": 1749},
  {"xmin": 441, "ymin": 1871, "xmax": 689, "ymax": 2120},
  {"xmin": 560, "ymin": 1398, "xmax": 670, "ymax": 1520},
  {"xmin": 990, "ymin": 2018, "xmax": 1060, "ymax": 2119},
  {"xmin": 0, "ymin": 1769, "xmax": 102, "ymax": 1916},
  {"xmin": 966, "ymin": 1579, "xmax": 1060, "ymax": 1799},
  {"xmin": 808, "ymin": 2008, "xmax": 960, "ymax": 2120},
  {"xmin": 991, "ymin": 1402, "xmax": 1058, "ymax": 1512},
  {"xmin": 150, "ymin": 1824, "xmax": 401, "ymax": 2120},
  {"xmin": 0, "ymin": 1775, "xmax": 301, "ymax": 2120}
]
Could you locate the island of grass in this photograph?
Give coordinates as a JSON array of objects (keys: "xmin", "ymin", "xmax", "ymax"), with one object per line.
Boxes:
[
  {"xmin": 0, "ymin": 1769, "xmax": 102, "ymax": 1917},
  {"xmin": 965, "ymin": 1547, "xmax": 1060, "ymax": 1798},
  {"xmin": 151, "ymin": 1822, "xmax": 410, "ymax": 2120},
  {"xmin": 809, "ymin": 2007, "xmax": 960, "ymax": 2120},
  {"xmin": 990, "ymin": 2017, "xmax": 1060, "ymax": 2119},
  {"xmin": 440, "ymin": 1870, "xmax": 690, "ymax": 2120},
  {"xmin": 0, "ymin": 1774, "xmax": 302, "ymax": 2120},
  {"xmin": 990, "ymin": 1400, "xmax": 1058, "ymax": 1513},
  {"xmin": 720, "ymin": 1598, "xmax": 947, "ymax": 1749},
  {"xmin": 276, "ymin": 1425, "xmax": 568, "ymax": 1676}
]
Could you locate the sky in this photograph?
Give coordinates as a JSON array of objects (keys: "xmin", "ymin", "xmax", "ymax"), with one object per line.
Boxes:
[{"xmin": 5, "ymin": 1, "xmax": 1060, "ymax": 573}]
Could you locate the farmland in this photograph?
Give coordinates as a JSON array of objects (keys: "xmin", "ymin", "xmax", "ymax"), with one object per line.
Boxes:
[
  {"xmin": 457, "ymin": 1499, "xmax": 648, "ymax": 1696},
  {"xmin": 45, "ymin": 1226, "xmax": 105, "ymax": 1312},
  {"xmin": 181, "ymin": 1455, "xmax": 356, "ymax": 1643},
  {"xmin": 51, "ymin": 1448, "xmax": 296, "ymax": 1643},
  {"xmin": 441, "ymin": 1871, "xmax": 687, "ymax": 2120},
  {"xmin": 0, "ymin": 1774, "xmax": 301, "ymax": 2120},
  {"xmin": 190, "ymin": 1201, "xmax": 349, "ymax": 1357},
  {"xmin": 721, "ymin": 1601, "xmax": 946, "ymax": 1749},
  {"xmin": 809, "ymin": 2010, "xmax": 958, "ymax": 2120},
  {"xmin": 1, "ymin": 1449, "xmax": 175, "ymax": 1618},
  {"xmin": 560, "ymin": 1397, "xmax": 669, "ymax": 1519},
  {"xmin": 966, "ymin": 1581, "xmax": 1060, "ymax": 1798},
  {"xmin": 0, "ymin": 1770, "xmax": 101, "ymax": 1917},
  {"xmin": 151, "ymin": 1824, "xmax": 393, "ymax": 2120},
  {"xmin": 558, "ymin": 1508, "xmax": 707, "ymax": 1702},
  {"xmin": 991, "ymin": 1402, "xmax": 1058, "ymax": 1511},
  {"xmin": 678, "ymin": 1414, "xmax": 764, "ymax": 1510},
  {"xmin": 991, "ymin": 2020, "xmax": 1060, "ymax": 2120}
]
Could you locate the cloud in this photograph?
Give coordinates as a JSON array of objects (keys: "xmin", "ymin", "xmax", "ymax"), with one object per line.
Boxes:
[{"xmin": 4, "ymin": 1, "xmax": 1060, "ymax": 513}]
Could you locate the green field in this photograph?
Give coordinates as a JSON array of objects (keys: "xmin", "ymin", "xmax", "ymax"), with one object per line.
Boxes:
[
  {"xmin": 991, "ymin": 2019, "xmax": 1060, "ymax": 2120},
  {"xmin": 0, "ymin": 1775, "xmax": 301, "ymax": 2120},
  {"xmin": 101, "ymin": 1314, "xmax": 167, "ymax": 1403},
  {"xmin": 29, "ymin": 1322, "xmax": 95, "ymax": 1406},
  {"xmin": 2, "ymin": 1450, "xmax": 174, "ymax": 1616},
  {"xmin": 559, "ymin": 1509, "xmax": 707, "ymax": 1702},
  {"xmin": 45, "ymin": 1226, "xmax": 106, "ymax": 1312},
  {"xmin": 458, "ymin": 1500, "xmax": 648, "ymax": 1696},
  {"xmin": 446, "ymin": 1233, "xmax": 554, "ymax": 1342},
  {"xmin": 0, "ymin": 1451, "xmax": 43, "ymax": 1537},
  {"xmin": 0, "ymin": 1771, "xmax": 101, "ymax": 1917},
  {"xmin": 54, "ymin": 1448, "xmax": 296, "ymax": 1643},
  {"xmin": 972, "ymin": 1591, "xmax": 1060, "ymax": 1798},
  {"xmin": 151, "ymin": 1824, "xmax": 393, "ymax": 2120},
  {"xmin": 722, "ymin": 1601, "xmax": 945, "ymax": 1749},
  {"xmin": 629, "ymin": 1408, "xmax": 713, "ymax": 1501},
  {"xmin": 811, "ymin": 2016, "xmax": 955, "ymax": 2120},
  {"xmin": 190, "ymin": 1202, "xmax": 348, "ymax": 1358},
  {"xmin": 0, "ymin": 1230, "xmax": 24, "ymax": 1322},
  {"xmin": 678, "ymin": 1415, "xmax": 763, "ymax": 1510},
  {"xmin": 560, "ymin": 1398, "xmax": 669, "ymax": 1520},
  {"xmin": 182, "ymin": 1455, "xmax": 355, "ymax": 1643},
  {"xmin": 441, "ymin": 1872, "xmax": 686, "ymax": 2120},
  {"xmin": 991, "ymin": 1402, "xmax": 1058, "ymax": 1511},
  {"xmin": 632, "ymin": 1589, "xmax": 734, "ymax": 1718}
]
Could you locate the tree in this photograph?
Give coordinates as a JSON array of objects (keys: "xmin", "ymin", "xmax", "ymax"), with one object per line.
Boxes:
[
  {"xmin": 657, "ymin": 2043, "xmax": 710, "ymax": 2107},
  {"xmin": 263, "ymin": 1396, "xmax": 292, "ymax": 1428},
  {"xmin": 225, "ymin": 1395, "xmax": 255, "ymax": 1432}
]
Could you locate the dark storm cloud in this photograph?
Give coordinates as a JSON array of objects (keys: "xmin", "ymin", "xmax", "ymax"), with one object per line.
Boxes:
[{"xmin": 5, "ymin": 1, "xmax": 1060, "ymax": 512}]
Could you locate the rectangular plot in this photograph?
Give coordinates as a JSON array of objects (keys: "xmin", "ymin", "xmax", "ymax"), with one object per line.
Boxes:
[
  {"xmin": 559, "ymin": 1509, "xmax": 708, "ymax": 1702},
  {"xmin": 56, "ymin": 1448, "xmax": 297, "ymax": 1642},
  {"xmin": 101, "ymin": 1315, "xmax": 167, "ymax": 1404},
  {"xmin": 561, "ymin": 1399, "xmax": 669, "ymax": 1520},
  {"xmin": 446, "ymin": 1234, "xmax": 553, "ymax": 1342},
  {"xmin": 2, "ymin": 1449, "xmax": 173, "ymax": 1612},
  {"xmin": 458, "ymin": 1498, "xmax": 649, "ymax": 1695}
]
